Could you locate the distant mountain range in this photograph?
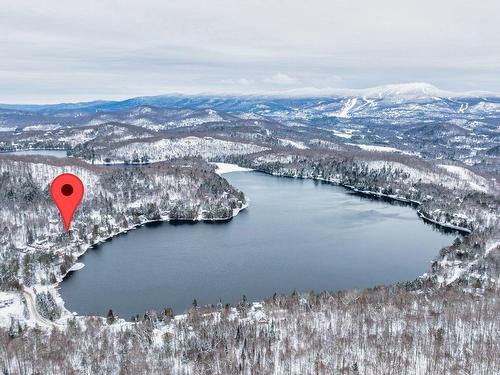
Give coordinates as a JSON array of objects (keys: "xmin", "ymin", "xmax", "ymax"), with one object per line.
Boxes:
[
  {"xmin": 0, "ymin": 83, "xmax": 498, "ymax": 114},
  {"xmin": 0, "ymin": 83, "xmax": 499, "ymax": 133},
  {"xmin": 1, "ymin": 83, "xmax": 498, "ymax": 173}
]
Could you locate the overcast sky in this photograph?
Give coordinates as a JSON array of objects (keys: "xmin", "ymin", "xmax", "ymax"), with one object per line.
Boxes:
[{"xmin": 1, "ymin": 0, "xmax": 499, "ymax": 103}]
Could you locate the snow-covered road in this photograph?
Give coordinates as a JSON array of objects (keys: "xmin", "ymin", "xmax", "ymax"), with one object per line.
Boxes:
[{"xmin": 22, "ymin": 288, "xmax": 60, "ymax": 328}]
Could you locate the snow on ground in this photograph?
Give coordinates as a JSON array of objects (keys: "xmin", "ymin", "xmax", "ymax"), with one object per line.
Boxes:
[
  {"xmin": 212, "ymin": 163, "xmax": 254, "ymax": 175},
  {"xmin": 57, "ymin": 129, "xmax": 101, "ymax": 146},
  {"xmin": 160, "ymin": 109, "xmax": 227, "ymax": 130},
  {"xmin": 0, "ymin": 292, "xmax": 24, "ymax": 328},
  {"xmin": 308, "ymin": 139, "xmax": 344, "ymax": 151},
  {"xmin": 0, "ymin": 159, "xmax": 101, "ymax": 196},
  {"xmin": 254, "ymin": 154, "xmax": 295, "ymax": 164},
  {"xmin": 348, "ymin": 143, "xmax": 419, "ymax": 156},
  {"xmin": 362, "ymin": 96, "xmax": 377, "ymax": 107},
  {"xmin": 441, "ymin": 240, "xmax": 500, "ymax": 286},
  {"xmin": 332, "ymin": 130, "xmax": 353, "ymax": 139},
  {"xmin": 22, "ymin": 124, "xmax": 61, "ymax": 132},
  {"xmin": 485, "ymin": 240, "xmax": 500, "ymax": 257},
  {"xmin": 68, "ymin": 262, "xmax": 85, "ymax": 272},
  {"xmin": 277, "ymin": 138, "xmax": 309, "ymax": 149},
  {"xmin": 438, "ymin": 164, "xmax": 491, "ymax": 193},
  {"xmin": 365, "ymin": 160, "xmax": 493, "ymax": 193},
  {"xmin": 235, "ymin": 112, "xmax": 265, "ymax": 120},
  {"xmin": 101, "ymin": 137, "xmax": 269, "ymax": 163},
  {"xmin": 469, "ymin": 101, "xmax": 500, "ymax": 114},
  {"xmin": 337, "ymin": 98, "xmax": 357, "ymax": 118},
  {"xmin": 319, "ymin": 128, "xmax": 357, "ymax": 139},
  {"xmin": 458, "ymin": 102, "xmax": 469, "ymax": 114}
]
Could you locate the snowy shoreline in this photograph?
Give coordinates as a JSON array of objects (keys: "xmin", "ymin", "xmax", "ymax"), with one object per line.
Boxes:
[
  {"xmin": 47, "ymin": 200, "xmax": 250, "ymax": 325},
  {"xmin": 67, "ymin": 262, "xmax": 85, "ymax": 272},
  {"xmin": 417, "ymin": 211, "xmax": 471, "ymax": 234},
  {"xmin": 52, "ymin": 165, "xmax": 469, "ymax": 325},
  {"xmin": 259, "ymin": 169, "xmax": 472, "ymax": 234},
  {"xmin": 1, "ymin": 161, "xmax": 254, "ymax": 328},
  {"xmin": 3, "ymin": 162, "xmax": 471, "ymax": 328},
  {"xmin": 49, "ymin": 164, "xmax": 253, "ymax": 323},
  {"xmin": 212, "ymin": 162, "xmax": 254, "ymax": 175},
  {"xmin": 59, "ymin": 203, "xmax": 248, "ymax": 275}
]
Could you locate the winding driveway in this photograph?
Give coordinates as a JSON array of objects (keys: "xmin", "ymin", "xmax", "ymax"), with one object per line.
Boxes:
[{"xmin": 22, "ymin": 287, "xmax": 61, "ymax": 328}]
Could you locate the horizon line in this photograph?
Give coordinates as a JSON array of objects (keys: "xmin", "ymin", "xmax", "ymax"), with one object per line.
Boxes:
[{"xmin": 1, "ymin": 82, "xmax": 499, "ymax": 106}]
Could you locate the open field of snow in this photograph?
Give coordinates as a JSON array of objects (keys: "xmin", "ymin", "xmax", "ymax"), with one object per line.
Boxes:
[
  {"xmin": 0, "ymin": 292, "xmax": 23, "ymax": 328},
  {"xmin": 438, "ymin": 164, "xmax": 492, "ymax": 193}
]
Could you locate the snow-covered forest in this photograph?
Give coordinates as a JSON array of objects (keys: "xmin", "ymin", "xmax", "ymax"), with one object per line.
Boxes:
[
  {"xmin": 2, "ymin": 285, "xmax": 498, "ymax": 374},
  {"xmin": 1, "ymin": 146, "xmax": 498, "ymax": 373},
  {"xmin": 90, "ymin": 136, "xmax": 269, "ymax": 165},
  {"xmin": 0, "ymin": 155, "xmax": 246, "ymax": 311}
]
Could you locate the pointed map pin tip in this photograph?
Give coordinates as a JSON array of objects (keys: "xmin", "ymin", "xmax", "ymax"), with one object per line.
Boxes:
[{"xmin": 50, "ymin": 173, "xmax": 84, "ymax": 232}]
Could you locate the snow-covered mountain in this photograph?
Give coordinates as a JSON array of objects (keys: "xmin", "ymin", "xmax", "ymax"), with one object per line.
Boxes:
[
  {"xmin": 0, "ymin": 82, "xmax": 498, "ymax": 113},
  {"xmin": 0, "ymin": 83, "xmax": 498, "ymax": 174}
]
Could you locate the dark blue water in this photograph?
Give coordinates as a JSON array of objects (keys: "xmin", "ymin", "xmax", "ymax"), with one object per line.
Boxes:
[{"xmin": 60, "ymin": 171, "xmax": 456, "ymax": 318}]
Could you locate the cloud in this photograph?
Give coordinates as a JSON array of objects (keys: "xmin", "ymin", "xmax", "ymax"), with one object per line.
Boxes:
[
  {"xmin": 221, "ymin": 78, "xmax": 255, "ymax": 86},
  {"xmin": 264, "ymin": 73, "xmax": 298, "ymax": 85},
  {"xmin": 0, "ymin": 1, "xmax": 499, "ymax": 102}
]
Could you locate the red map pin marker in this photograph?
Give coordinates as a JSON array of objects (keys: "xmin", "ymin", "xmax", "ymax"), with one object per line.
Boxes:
[{"xmin": 50, "ymin": 173, "xmax": 84, "ymax": 232}]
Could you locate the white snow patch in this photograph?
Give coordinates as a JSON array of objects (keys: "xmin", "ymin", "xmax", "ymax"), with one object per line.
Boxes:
[
  {"xmin": 348, "ymin": 143, "xmax": 419, "ymax": 156},
  {"xmin": 332, "ymin": 131, "xmax": 353, "ymax": 139},
  {"xmin": 337, "ymin": 98, "xmax": 357, "ymax": 118},
  {"xmin": 212, "ymin": 163, "xmax": 254, "ymax": 175},
  {"xmin": 278, "ymin": 138, "xmax": 309, "ymax": 149},
  {"xmin": 68, "ymin": 262, "xmax": 85, "ymax": 272},
  {"xmin": 0, "ymin": 292, "xmax": 24, "ymax": 328},
  {"xmin": 458, "ymin": 102, "xmax": 469, "ymax": 113},
  {"xmin": 484, "ymin": 241, "xmax": 500, "ymax": 257},
  {"xmin": 437, "ymin": 164, "xmax": 490, "ymax": 193},
  {"xmin": 22, "ymin": 124, "xmax": 61, "ymax": 132}
]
